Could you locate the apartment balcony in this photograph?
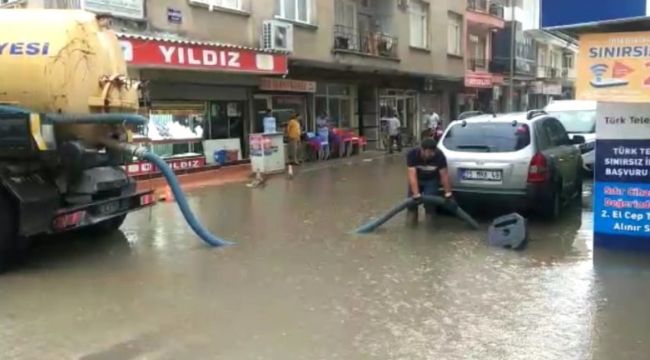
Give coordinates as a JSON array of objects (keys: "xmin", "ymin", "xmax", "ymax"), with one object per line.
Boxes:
[
  {"xmin": 333, "ymin": 25, "xmax": 399, "ymax": 60},
  {"xmin": 467, "ymin": 0, "xmax": 505, "ymax": 30},
  {"xmin": 536, "ymin": 66, "xmax": 562, "ymax": 79},
  {"xmin": 562, "ymin": 67, "xmax": 577, "ymax": 80},
  {"xmin": 467, "ymin": 57, "xmax": 489, "ymax": 72}
]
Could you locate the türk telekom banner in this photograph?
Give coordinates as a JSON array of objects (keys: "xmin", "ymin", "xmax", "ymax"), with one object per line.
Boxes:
[
  {"xmin": 119, "ymin": 37, "xmax": 288, "ymax": 75},
  {"xmin": 594, "ymin": 102, "xmax": 650, "ymax": 250}
]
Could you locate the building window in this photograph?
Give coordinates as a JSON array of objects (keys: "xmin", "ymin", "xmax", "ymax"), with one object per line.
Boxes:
[
  {"xmin": 276, "ymin": 0, "xmax": 311, "ymax": 24},
  {"xmin": 190, "ymin": 0, "xmax": 242, "ymax": 11},
  {"xmin": 447, "ymin": 12, "xmax": 462, "ymax": 56},
  {"xmin": 409, "ymin": 0, "xmax": 429, "ymax": 48},
  {"xmin": 315, "ymin": 84, "xmax": 354, "ymax": 129},
  {"xmin": 468, "ymin": 34, "xmax": 487, "ymax": 70}
]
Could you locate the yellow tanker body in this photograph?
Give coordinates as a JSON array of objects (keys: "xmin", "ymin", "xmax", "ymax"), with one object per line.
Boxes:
[
  {"xmin": 0, "ymin": 9, "xmax": 138, "ymax": 114},
  {"xmin": 0, "ymin": 10, "xmax": 155, "ymax": 271}
]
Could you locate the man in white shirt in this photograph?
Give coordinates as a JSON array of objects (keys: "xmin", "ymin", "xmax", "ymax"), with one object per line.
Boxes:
[
  {"xmin": 386, "ymin": 112, "xmax": 402, "ymax": 154},
  {"xmin": 422, "ymin": 109, "xmax": 440, "ymax": 140}
]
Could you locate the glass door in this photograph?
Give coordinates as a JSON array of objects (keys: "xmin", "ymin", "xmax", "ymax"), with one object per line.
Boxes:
[{"xmin": 253, "ymin": 96, "xmax": 272, "ymax": 133}]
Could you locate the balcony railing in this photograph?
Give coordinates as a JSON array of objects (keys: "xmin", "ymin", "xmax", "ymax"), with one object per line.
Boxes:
[
  {"xmin": 562, "ymin": 68, "xmax": 576, "ymax": 79},
  {"xmin": 467, "ymin": 0, "xmax": 504, "ymax": 19},
  {"xmin": 333, "ymin": 25, "xmax": 399, "ymax": 59},
  {"xmin": 468, "ymin": 58, "xmax": 488, "ymax": 71},
  {"xmin": 44, "ymin": 0, "xmax": 82, "ymax": 8},
  {"xmin": 537, "ymin": 66, "xmax": 562, "ymax": 79}
]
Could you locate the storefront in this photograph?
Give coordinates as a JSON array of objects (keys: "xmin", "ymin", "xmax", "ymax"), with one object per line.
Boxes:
[
  {"xmin": 379, "ymin": 89, "xmax": 419, "ymax": 146},
  {"xmin": 463, "ymin": 72, "xmax": 504, "ymax": 113},
  {"xmin": 254, "ymin": 77, "xmax": 316, "ymax": 132},
  {"xmin": 529, "ymin": 81, "xmax": 563, "ymax": 109},
  {"xmin": 315, "ymin": 83, "xmax": 356, "ymax": 130},
  {"xmin": 118, "ymin": 33, "xmax": 288, "ymax": 172}
]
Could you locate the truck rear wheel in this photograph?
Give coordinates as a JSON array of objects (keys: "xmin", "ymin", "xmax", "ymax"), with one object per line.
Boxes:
[
  {"xmin": 0, "ymin": 191, "xmax": 19, "ymax": 272},
  {"xmin": 84, "ymin": 214, "xmax": 127, "ymax": 236}
]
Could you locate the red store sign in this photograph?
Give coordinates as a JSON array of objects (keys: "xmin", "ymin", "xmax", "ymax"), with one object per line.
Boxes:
[
  {"xmin": 464, "ymin": 73, "xmax": 494, "ymax": 89},
  {"xmin": 259, "ymin": 77, "xmax": 316, "ymax": 93},
  {"xmin": 119, "ymin": 37, "xmax": 288, "ymax": 75},
  {"xmin": 123, "ymin": 156, "xmax": 206, "ymax": 177}
]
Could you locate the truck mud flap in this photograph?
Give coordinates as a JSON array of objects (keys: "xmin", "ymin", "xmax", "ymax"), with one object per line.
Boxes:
[{"xmin": 1, "ymin": 173, "xmax": 59, "ymax": 237}]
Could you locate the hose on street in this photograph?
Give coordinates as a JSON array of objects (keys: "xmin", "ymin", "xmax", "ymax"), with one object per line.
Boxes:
[
  {"xmin": 101, "ymin": 138, "xmax": 233, "ymax": 247},
  {"xmin": 355, "ymin": 195, "xmax": 480, "ymax": 234},
  {"xmin": 141, "ymin": 151, "xmax": 233, "ymax": 247}
]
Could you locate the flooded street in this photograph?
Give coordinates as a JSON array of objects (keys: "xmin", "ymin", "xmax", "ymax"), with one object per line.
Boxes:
[{"xmin": 2, "ymin": 156, "xmax": 650, "ymax": 360}]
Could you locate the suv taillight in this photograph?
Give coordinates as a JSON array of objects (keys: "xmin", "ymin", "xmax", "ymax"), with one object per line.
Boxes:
[{"xmin": 527, "ymin": 153, "xmax": 548, "ymax": 183}]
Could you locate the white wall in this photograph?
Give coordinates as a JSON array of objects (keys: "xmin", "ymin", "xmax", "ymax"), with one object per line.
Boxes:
[{"xmin": 504, "ymin": 0, "xmax": 540, "ymax": 31}]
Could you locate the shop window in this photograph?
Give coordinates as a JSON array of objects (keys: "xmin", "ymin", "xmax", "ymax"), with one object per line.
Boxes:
[
  {"xmin": 276, "ymin": 0, "xmax": 311, "ymax": 24},
  {"xmin": 272, "ymin": 95, "xmax": 307, "ymax": 129},
  {"xmin": 145, "ymin": 102, "xmax": 207, "ymax": 158},
  {"xmin": 315, "ymin": 84, "xmax": 354, "ymax": 129}
]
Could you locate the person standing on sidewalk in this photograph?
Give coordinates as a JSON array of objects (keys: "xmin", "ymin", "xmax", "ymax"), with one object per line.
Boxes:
[
  {"xmin": 386, "ymin": 110, "xmax": 402, "ymax": 154},
  {"xmin": 286, "ymin": 112, "xmax": 303, "ymax": 165},
  {"xmin": 406, "ymin": 138, "xmax": 455, "ymax": 225}
]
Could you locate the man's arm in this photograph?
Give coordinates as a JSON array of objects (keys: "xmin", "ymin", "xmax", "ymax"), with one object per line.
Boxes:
[
  {"xmin": 439, "ymin": 168, "xmax": 453, "ymax": 197},
  {"xmin": 408, "ymin": 167, "xmax": 420, "ymax": 198}
]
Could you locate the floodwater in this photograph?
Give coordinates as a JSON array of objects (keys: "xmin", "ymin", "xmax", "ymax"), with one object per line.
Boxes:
[{"xmin": 2, "ymin": 156, "xmax": 650, "ymax": 359}]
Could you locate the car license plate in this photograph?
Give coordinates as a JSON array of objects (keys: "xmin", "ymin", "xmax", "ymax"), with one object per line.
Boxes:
[
  {"xmin": 461, "ymin": 169, "xmax": 502, "ymax": 182},
  {"xmin": 98, "ymin": 200, "xmax": 121, "ymax": 215}
]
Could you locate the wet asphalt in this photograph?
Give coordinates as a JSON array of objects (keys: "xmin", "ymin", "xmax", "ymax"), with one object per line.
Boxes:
[{"xmin": 2, "ymin": 155, "xmax": 650, "ymax": 359}]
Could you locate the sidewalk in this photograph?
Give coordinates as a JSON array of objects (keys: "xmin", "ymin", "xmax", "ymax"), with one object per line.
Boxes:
[{"xmin": 137, "ymin": 150, "xmax": 394, "ymax": 200}]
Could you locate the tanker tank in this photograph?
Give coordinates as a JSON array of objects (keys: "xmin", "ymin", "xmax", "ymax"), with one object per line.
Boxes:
[{"xmin": 0, "ymin": 9, "xmax": 139, "ymax": 145}]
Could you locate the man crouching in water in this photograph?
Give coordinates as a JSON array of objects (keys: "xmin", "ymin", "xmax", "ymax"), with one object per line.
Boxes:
[{"xmin": 406, "ymin": 138, "xmax": 455, "ymax": 225}]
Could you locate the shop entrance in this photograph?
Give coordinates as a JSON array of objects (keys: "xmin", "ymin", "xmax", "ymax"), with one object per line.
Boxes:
[
  {"xmin": 379, "ymin": 90, "xmax": 418, "ymax": 148},
  {"xmin": 253, "ymin": 94, "xmax": 308, "ymax": 133},
  {"xmin": 207, "ymin": 101, "xmax": 246, "ymax": 157}
]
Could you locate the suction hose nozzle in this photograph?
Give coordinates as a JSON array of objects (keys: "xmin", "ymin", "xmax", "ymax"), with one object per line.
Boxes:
[{"xmin": 105, "ymin": 140, "xmax": 232, "ymax": 247}]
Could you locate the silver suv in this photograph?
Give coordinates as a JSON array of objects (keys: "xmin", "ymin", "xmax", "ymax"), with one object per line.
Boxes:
[{"xmin": 438, "ymin": 112, "xmax": 584, "ymax": 219}]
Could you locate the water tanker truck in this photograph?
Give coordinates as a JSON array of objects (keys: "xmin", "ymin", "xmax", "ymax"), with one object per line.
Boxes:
[{"xmin": 0, "ymin": 10, "xmax": 158, "ymax": 270}]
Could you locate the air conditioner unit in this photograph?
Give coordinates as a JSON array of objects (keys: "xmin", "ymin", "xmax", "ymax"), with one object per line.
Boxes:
[{"xmin": 261, "ymin": 20, "xmax": 294, "ymax": 53}]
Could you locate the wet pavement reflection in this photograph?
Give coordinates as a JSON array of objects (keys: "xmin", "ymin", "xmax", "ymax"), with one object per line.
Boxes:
[{"xmin": 2, "ymin": 157, "xmax": 650, "ymax": 359}]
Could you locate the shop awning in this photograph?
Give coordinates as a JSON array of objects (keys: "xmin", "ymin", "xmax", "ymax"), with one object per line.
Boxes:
[{"xmin": 118, "ymin": 32, "xmax": 289, "ymax": 75}]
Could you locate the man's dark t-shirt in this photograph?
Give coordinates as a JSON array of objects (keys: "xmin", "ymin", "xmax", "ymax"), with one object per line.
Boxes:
[{"xmin": 406, "ymin": 148, "xmax": 448, "ymax": 181}]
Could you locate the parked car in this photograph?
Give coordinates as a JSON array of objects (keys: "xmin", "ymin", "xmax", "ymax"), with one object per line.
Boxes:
[
  {"xmin": 544, "ymin": 100, "xmax": 597, "ymax": 172},
  {"xmin": 438, "ymin": 112, "xmax": 584, "ymax": 219}
]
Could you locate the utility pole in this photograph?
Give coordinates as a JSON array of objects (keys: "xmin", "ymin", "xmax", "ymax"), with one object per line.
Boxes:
[{"xmin": 507, "ymin": 0, "xmax": 516, "ymax": 112}]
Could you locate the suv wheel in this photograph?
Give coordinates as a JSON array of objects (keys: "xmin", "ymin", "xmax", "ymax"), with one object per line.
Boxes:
[
  {"xmin": 541, "ymin": 186, "xmax": 561, "ymax": 221},
  {"xmin": 573, "ymin": 171, "xmax": 584, "ymax": 205}
]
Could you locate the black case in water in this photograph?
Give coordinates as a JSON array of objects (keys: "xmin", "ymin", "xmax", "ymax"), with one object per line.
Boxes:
[{"xmin": 488, "ymin": 213, "xmax": 528, "ymax": 250}]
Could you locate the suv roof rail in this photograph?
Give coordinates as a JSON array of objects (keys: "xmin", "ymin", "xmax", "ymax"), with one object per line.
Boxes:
[
  {"xmin": 458, "ymin": 111, "xmax": 484, "ymax": 120},
  {"xmin": 526, "ymin": 109, "xmax": 546, "ymax": 120}
]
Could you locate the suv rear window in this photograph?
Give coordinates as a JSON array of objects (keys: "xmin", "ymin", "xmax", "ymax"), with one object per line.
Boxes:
[{"xmin": 442, "ymin": 122, "xmax": 531, "ymax": 153}]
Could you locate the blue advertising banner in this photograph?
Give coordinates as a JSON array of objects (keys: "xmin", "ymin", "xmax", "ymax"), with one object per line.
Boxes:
[
  {"xmin": 542, "ymin": 0, "xmax": 647, "ymax": 28},
  {"xmin": 594, "ymin": 102, "xmax": 650, "ymax": 250}
]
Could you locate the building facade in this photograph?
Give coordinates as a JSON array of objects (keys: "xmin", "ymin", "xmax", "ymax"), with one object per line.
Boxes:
[
  {"xmin": 463, "ymin": 0, "xmax": 505, "ymax": 113},
  {"xmin": 491, "ymin": 0, "xmax": 577, "ymax": 112},
  {"xmin": 4, "ymin": 0, "xmax": 468, "ymax": 153}
]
